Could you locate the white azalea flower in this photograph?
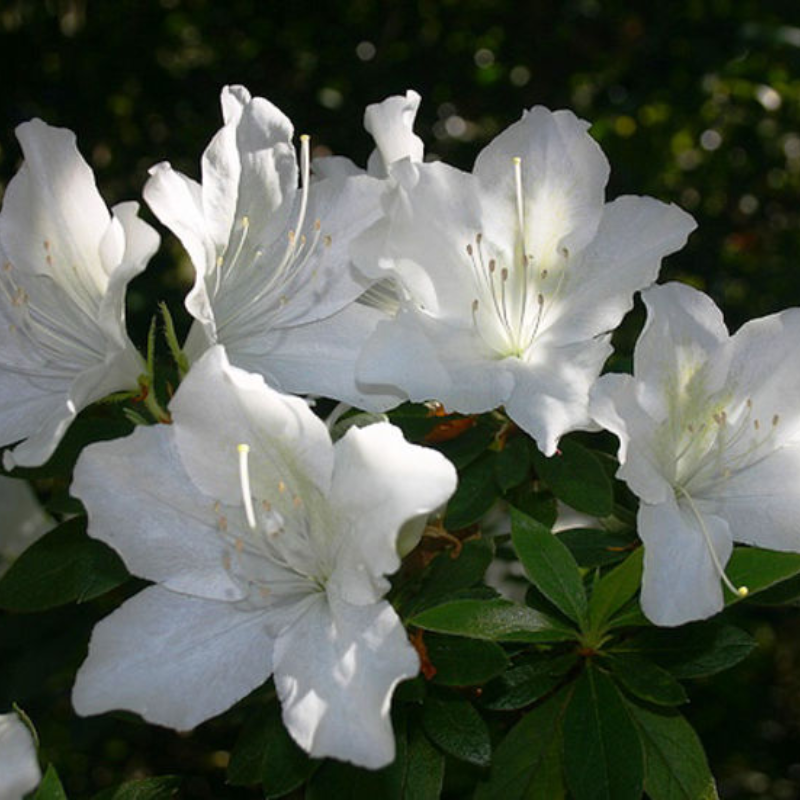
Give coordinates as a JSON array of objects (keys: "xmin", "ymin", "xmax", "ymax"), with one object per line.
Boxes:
[
  {"xmin": 0, "ymin": 711, "xmax": 41, "ymax": 800},
  {"xmin": 590, "ymin": 282, "xmax": 800, "ymax": 626},
  {"xmin": 144, "ymin": 85, "xmax": 406, "ymax": 408},
  {"xmin": 0, "ymin": 120, "xmax": 158, "ymax": 469},
  {"xmin": 71, "ymin": 345, "xmax": 456, "ymax": 769},
  {"xmin": 353, "ymin": 105, "xmax": 696, "ymax": 454}
]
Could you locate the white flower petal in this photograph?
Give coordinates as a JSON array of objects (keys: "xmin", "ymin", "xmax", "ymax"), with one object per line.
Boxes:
[
  {"xmin": 589, "ymin": 373, "xmax": 672, "ymax": 504},
  {"xmin": 232, "ymin": 302, "xmax": 398, "ymax": 410},
  {"xmin": 72, "ymin": 586, "xmax": 274, "ymax": 731},
  {"xmin": 171, "ymin": 346, "xmax": 333, "ymax": 504},
  {"xmin": 635, "ymin": 283, "xmax": 729, "ymax": 420},
  {"xmin": 364, "ymin": 90, "xmax": 424, "ymax": 176},
  {"xmin": 356, "ymin": 309, "xmax": 515, "ymax": 412},
  {"xmin": 504, "ymin": 335, "xmax": 612, "ymax": 456},
  {"xmin": 544, "ymin": 196, "xmax": 696, "ymax": 344},
  {"xmin": 274, "ymin": 594, "xmax": 418, "ymax": 769},
  {"xmin": 710, "ymin": 445, "xmax": 800, "ymax": 552},
  {"xmin": 0, "ymin": 712, "xmax": 41, "ymax": 800},
  {"xmin": 327, "ymin": 423, "xmax": 457, "ymax": 604},
  {"xmin": 473, "ymin": 106, "xmax": 609, "ymax": 265},
  {"xmin": 72, "ymin": 425, "xmax": 243, "ymax": 601},
  {"xmin": 639, "ymin": 495, "xmax": 732, "ymax": 626}
]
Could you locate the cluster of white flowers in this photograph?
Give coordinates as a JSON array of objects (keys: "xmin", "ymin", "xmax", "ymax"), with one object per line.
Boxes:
[{"xmin": 2, "ymin": 84, "xmax": 800, "ymax": 771}]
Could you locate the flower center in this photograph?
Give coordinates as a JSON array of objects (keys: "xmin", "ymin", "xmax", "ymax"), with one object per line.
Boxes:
[
  {"xmin": 467, "ymin": 156, "xmax": 569, "ymax": 359},
  {"xmin": 220, "ymin": 442, "xmax": 328, "ymax": 607}
]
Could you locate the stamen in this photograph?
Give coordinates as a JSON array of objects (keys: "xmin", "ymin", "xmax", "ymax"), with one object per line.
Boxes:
[
  {"xmin": 676, "ymin": 485, "xmax": 748, "ymax": 598},
  {"xmin": 512, "ymin": 156, "xmax": 525, "ymax": 235},
  {"xmin": 237, "ymin": 443, "xmax": 257, "ymax": 530}
]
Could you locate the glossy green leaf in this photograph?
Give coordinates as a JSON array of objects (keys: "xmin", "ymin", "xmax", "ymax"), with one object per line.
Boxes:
[
  {"xmin": 444, "ymin": 453, "xmax": 499, "ymax": 529},
  {"xmin": 475, "ymin": 689, "xmax": 570, "ymax": 799},
  {"xmin": 402, "ymin": 723, "xmax": 444, "ymax": 799},
  {"xmin": 724, "ymin": 547, "xmax": 800, "ymax": 604},
  {"xmin": 563, "ymin": 666, "xmax": 643, "ymax": 800},
  {"xmin": 587, "ymin": 549, "xmax": 643, "ymax": 631},
  {"xmin": 435, "ymin": 419, "xmax": 497, "ymax": 469},
  {"xmin": 508, "ymin": 485, "xmax": 558, "ymax": 528},
  {"xmin": 494, "ymin": 435, "xmax": 531, "ymax": 492},
  {"xmin": 407, "ymin": 536, "xmax": 494, "ymax": 616},
  {"xmin": 91, "ymin": 777, "xmax": 181, "ymax": 800},
  {"xmin": 411, "ymin": 598, "xmax": 576, "ymax": 643},
  {"xmin": 530, "ymin": 438, "xmax": 613, "ymax": 517},
  {"xmin": 480, "ymin": 653, "xmax": 577, "ymax": 711},
  {"xmin": 620, "ymin": 622, "xmax": 756, "ymax": 679},
  {"xmin": 0, "ymin": 517, "xmax": 128, "ymax": 612},
  {"xmin": 34, "ymin": 766, "xmax": 68, "ymax": 800},
  {"xmin": 421, "ymin": 695, "xmax": 491, "ymax": 767},
  {"xmin": 425, "ymin": 634, "xmax": 509, "ymax": 686},
  {"xmin": 627, "ymin": 703, "xmax": 718, "ymax": 800},
  {"xmin": 606, "ymin": 654, "xmax": 688, "ymax": 706},
  {"xmin": 511, "ymin": 508, "xmax": 587, "ymax": 625},
  {"xmin": 227, "ymin": 703, "xmax": 317, "ymax": 795},
  {"xmin": 556, "ymin": 528, "xmax": 637, "ymax": 567}
]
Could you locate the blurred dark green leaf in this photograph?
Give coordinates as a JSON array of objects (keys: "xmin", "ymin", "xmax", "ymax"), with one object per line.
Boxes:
[
  {"xmin": 511, "ymin": 507, "xmax": 588, "ymax": 625},
  {"xmin": 421, "ymin": 695, "xmax": 491, "ymax": 767},
  {"xmin": 227, "ymin": 702, "xmax": 317, "ymax": 795},
  {"xmin": 494, "ymin": 434, "xmax": 531, "ymax": 492},
  {"xmin": 475, "ymin": 688, "xmax": 570, "ymax": 799},
  {"xmin": 425, "ymin": 634, "xmax": 509, "ymax": 686},
  {"xmin": 480, "ymin": 653, "xmax": 577, "ymax": 711},
  {"xmin": 444, "ymin": 453, "xmax": 499, "ymax": 530},
  {"xmin": 606, "ymin": 654, "xmax": 688, "ymax": 706},
  {"xmin": 530, "ymin": 439, "xmax": 613, "ymax": 517},
  {"xmin": 628, "ymin": 703, "xmax": 718, "ymax": 800},
  {"xmin": 0, "ymin": 517, "xmax": 128, "ymax": 612},
  {"xmin": 563, "ymin": 666, "xmax": 643, "ymax": 800},
  {"xmin": 587, "ymin": 549, "xmax": 643, "ymax": 631},
  {"xmin": 724, "ymin": 547, "xmax": 800, "ymax": 604},
  {"xmin": 34, "ymin": 765, "xmax": 68, "ymax": 800},
  {"xmin": 556, "ymin": 528, "xmax": 638, "ymax": 568},
  {"xmin": 91, "ymin": 776, "xmax": 181, "ymax": 800},
  {"xmin": 411, "ymin": 598, "xmax": 576, "ymax": 643}
]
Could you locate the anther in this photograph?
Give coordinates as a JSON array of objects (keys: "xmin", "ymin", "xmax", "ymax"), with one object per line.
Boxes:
[
  {"xmin": 754, "ymin": 419, "xmax": 760, "ymax": 431},
  {"xmin": 773, "ymin": 414, "xmax": 780, "ymax": 427},
  {"xmin": 466, "ymin": 244, "xmax": 473, "ymax": 256},
  {"xmin": 324, "ymin": 235, "xmax": 332, "ymax": 247},
  {"xmin": 501, "ymin": 267, "xmax": 509, "ymax": 281},
  {"xmin": 237, "ymin": 443, "xmax": 257, "ymax": 530},
  {"xmin": 489, "ymin": 259, "xmax": 496, "ymax": 273},
  {"xmin": 278, "ymin": 480, "xmax": 287, "ymax": 494}
]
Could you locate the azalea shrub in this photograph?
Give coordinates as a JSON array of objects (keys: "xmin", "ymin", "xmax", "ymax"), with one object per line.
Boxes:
[{"xmin": 3, "ymin": 86, "xmax": 800, "ymax": 800}]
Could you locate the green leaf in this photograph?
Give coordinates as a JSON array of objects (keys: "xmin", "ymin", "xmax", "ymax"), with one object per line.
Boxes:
[
  {"xmin": 34, "ymin": 765, "xmax": 68, "ymax": 800},
  {"xmin": 563, "ymin": 666, "xmax": 643, "ymax": 800},
  {"xmin": 530, "ymin": 438, "xmax": 613, "ymax": 517},
  {"xmin": 508, "ymin": 485, "xmax": 558, "ymax": 528},
  {"xmin": 227, "ymin": 703, "xmax": 317, "ymax": 794},
  {"xmin": 475, "ymin": 689, "xmax": 570, "ymax": 799},
  {"xmin": 91, "ymin": 776, "xmax": 181, "ymax": 800},
  {"xmin": 480, "ymin": 653, "xmax": 577, "ymax": 711},
  {"xmin": 0, "ymin": 517, "xmax": 129, "ymax": 612},
  {"xmin": 606, "ymin": 654, "xmax": 688, "ymax": 706},
  {"xmin": 619, "ymin": 622, "xmax": 756, "ymax": 679},
  {"xmin": 406, "ymin": 536, "xmax": 494, "ymax": 616},
  {"xmin": 627, "ymin": 703, "xmax": 718, "ymax": 800},
  {"xmin": 587, "ymin": 549, "xmax": 643, "ymax": 631},
  {"xmin": 511, "ymin": 508, "xmax": 587, "ymax": 625},
  {"xmin": 444, "ymin": 453, "xmax": 499, "ymax": 529},
  {"xmin": 494, "ymin": 435, "xmax": 531, "ymax": 492},
  {"xmin": 556, "ymin": 528, "xmax": 637, "ymax": 568},
  {"xmin": 425, "ymin": 634, "xmax": 509, "ymax": 686},
  {"xmin": 724, "ymin": 547, "xmax": 800, "ymax": 604},
  {"xmin": 434, "ymin": 419, "xmax": 497, "ymax": 469},
  {"xmin": 421, "ymin": 695, "xmax": 491, "ymax": 767},
  {"xmin": 402, "ymin": 723, "xmax": 444, "ymax": 799},
  {"xmin": 411, "ymin": 598, "xmax": 577, "ymax": 643}
]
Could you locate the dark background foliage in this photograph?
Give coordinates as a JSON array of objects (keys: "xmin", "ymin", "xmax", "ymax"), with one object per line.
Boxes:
[{"xmin": 1, "ymin": 1, "xmax": 800, "ymax": 797}]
